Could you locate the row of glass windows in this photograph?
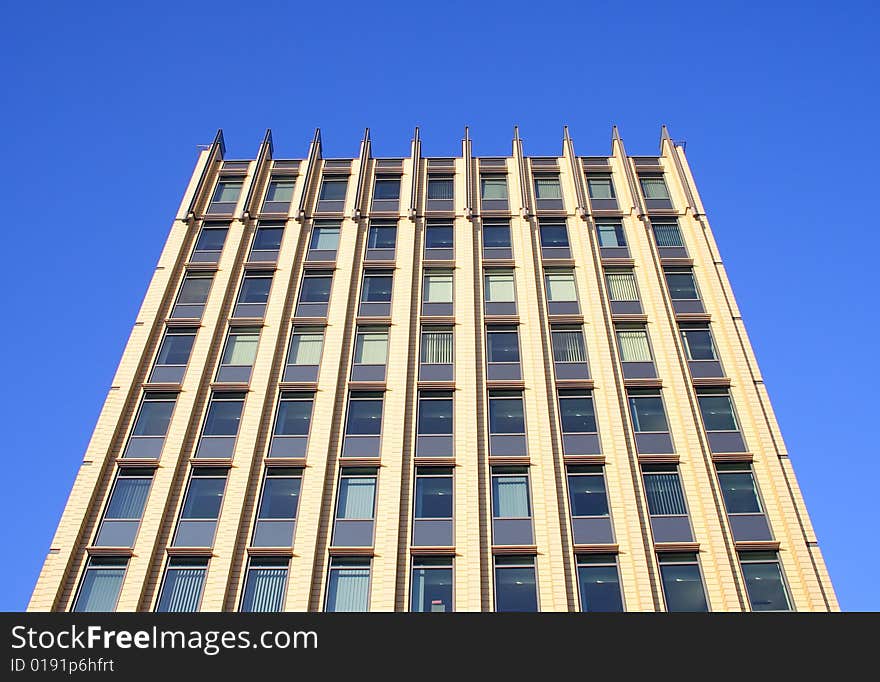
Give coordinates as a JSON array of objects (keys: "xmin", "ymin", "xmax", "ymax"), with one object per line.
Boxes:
[
  {"xmin": 73, "ymin": 547, "xmax": 789, "ymax": 613},
  {"xmin": 207, "ymin": 169, "xmax": 671, "ymax": 216}
]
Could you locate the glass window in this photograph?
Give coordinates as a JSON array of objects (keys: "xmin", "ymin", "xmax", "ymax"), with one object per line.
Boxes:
[
  {"xmin": 482, "ymin": 221, "xmax": 511, "ymax": 248},
  {"xmin": 534, "ymin": 176, "xmax": 562, "ymax": 199},
  {"xmin": 717, "ymin": 465, "xmax": 763, "ymax": 514},
  {"xmin": 697, "ymin": 389, "xmax": 739, "ymax": 431},
  {"xmin": 492, "ymin": 468, "xmax": 531, "ymax": 518},
  {"xmin": 605, "ymin": 271, "xmax": 639, "ymax": 301},
  {"xmin": 345, "ymin": 395, "xmax": 383, "ymax": 435},
  {"xmin": 368, "ymin": 223, "xmax": 397, "ymax": 249},
  {"xmin": 488, "ymin": 394, "xmax": 525, "ymax": 434},
  {"xmin": 484, "ymin": 272, "xmax": 515, "ymax": 302},
  {"xmin": 494, "ymin": 556, "xmax": 538, "ymax": 612},
  {"xmin": 577, "ymin": 554, "xmax": 623, "ymax": 612},
  {"xmin": 417, "ymin": 393, "xmax": 453, "ymax": 435},
  {"xmin": 299, "ymin": 274, "xmax": 332, "ymax": 302},
  {"xmin": 156, "ymin": 558, "xmax": 208, "ymax": 612},
  {"xmin": 540, "ymin": 222, "xmax": 569, "ymax": 247},
  {"xmin": 740, "ymin": 552, "xmax": 791, "ymax": 611},
  {"xmin": 423, "ymin": 272, "xmax": 453, "ymax": 303},
  {"xmin": 220, "ymin": 328, "xmax": 259, "ymax": 367},
  {"xmin": 616, "ymin": 328, "xmax": 652, "ymax": 363},
  {"xmin": 354, "ymin": 330, "xmax": 388, "ymax": 365},
  {"xmin": 552, "ymin": 328, "xmax": 587, "ymax": 363},
  {"xmin": 238, "ymin": 274, "xmax": 272, "ymax": 304},
  {"xmin": 265, "ymin": 180, "xmax": 295, "ymax": 203},
  {"xmin": 202, "ymin": 395, "xmax": 244, "ymax": 436},
  {"xmin": 640, "ymin": 176, "xmax": 670, "ymax": 199},
  {"xmin": 567, "ymin": 467, "xmax": 609, "ymax": 517},
  {"xmin": 427, "ymin": 177, "xmax": 454, "ymax": 200},
  {"xmin": 258, "ymin": 470, "xmax": 301, "ymax": 520},
  {"xmin": 361, "ymin": 273, "xmax": 393, "ymax": 302},
  {"xmin": 486, "ymin": 329, "xmax": 520, "ymax": 363},
  {"xmin": 105, "ymin": 470, "xmax": 153, "ymax": 520},
  {"xmin": 653, "ymin": 221, "xmax": 683, "ymax": 247},
  {"xmin": 587, "ymin": 175, "xmax": 615, "ymax": 199},
  {"xmin": 681, "ymin": 326, "xmax": 717, "ymax": 361},
  {"xmin": 545, "ymin": 271, "xmax": 577, "ymax": 301},
  {"xmin": 665, "ymin": 269, "xmax": 699, "ymax": 300},
  {"xmin": 212, "ymin": 180, "xmax": 242, "ymax": 204},
  {"xmin": 596, "ymin": 221, "xmax": 625, "ymax": 247},
  {"xmin": 336, "ymin": 475, "xmax": 377, "ymax": 519},
  {"xmin": 252, "ymin": 225, "xmax": 284, "ymax": 252},
  {"xmin": 132, "ymin": 394, "xmax": 176, "ymax": 437},
  {"xmin": 274, "ymin": 393, "xmax": 314, "ymax": 436},
  {"xmin": 287, "ymin": 329, "xmax": 324, "ymax": 365},
  {"xmin": 559, "ymin": 392, "xmax": 597, "ymax": 433},
  {"xmin": 73, "ymin": 558, "xmax": 126, "ymax": 612},
  {"xmin": 425, "ymin": 222, "xmax": 454, "ymax": 249},
  {"xmin": 643, "ymin": 466, "xmax": 688, "ymax": 515},
  {"xmin": 177, "ymin": 274, "xmax": 212, "ymax": 305},
  {"xmin": 155, "ymin": 330, "xmax": 196, "ymax": 367},
  {"xmin": 193, "ymin": 227, "xmax": 227, "ymax": 255},
  {"xmin": 325, "ymin": 558, "xmax": 370, "ymax": 612},
  {"xmin": 481, "ymin": 176, "xmax": 508, "ymax": 200},
  {"xmin": 628, "ymin": 390, "xmax": 669, "ymax": 433},
  {"xmin": 421, "ymin": 328, "xmax": 453, "ymax": 364},
  {"xmin": 310, "ymin": 223, "xmax": 340, "ymax": 251},
  {"xmin": 240, "ymin": 558, "xmax": 288, "ymax": 612},
  {"xmin": 181, "ymin": 471, "xmax": 227, "ymax": 519},
  {"xmin": 659, "ymin": 553, "xmax": 708, "ymax": 612},
  {"xmin": 373, "ymin": 177, "xmax": 400, "ymax": 200},
  {"xmin": 319, "ymin": 177, "xmax": 348, "ymax": 201},
  {"xmin": 411, "ymin": 558, "xmax": 453, "ymax": 612},
  {"xmin": 414, "ymin": 468, "xmax": 453, "ymax": 518}
]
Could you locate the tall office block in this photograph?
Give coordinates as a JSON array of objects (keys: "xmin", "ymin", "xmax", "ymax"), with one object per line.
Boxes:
[{"xmin": 29, "ymin": 126, "xmax": 838, "ymax": 612}]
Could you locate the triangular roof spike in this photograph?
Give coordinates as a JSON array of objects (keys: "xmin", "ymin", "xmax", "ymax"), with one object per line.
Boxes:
[
  {"xmin": 611, "ymin": 125, "xmax": 621, "ymax": 141},
  {"xmin": 363, "ymin": 127, "xmax": 371, "ymax": 142},
  {"xmin": 660, "ymin": 124, "xmax": 672, "ymax": 141},
  {"xmin": 412, "ymin": 126, "xmax": 420, "ymax": 141},
  {"xmin": 513, "ymin": 125, "xmax": 521, "ymax": 142},
  {"xmin": 213, "ymin": 129, "xmax": 226, "ymax": 157},
  {"xmin": 464, "ymin": 125, "xmax": 470, "ymax": 142},
  {"xmin": 261, "ymin": 128, "xmax": 273, "ymax": 158}
]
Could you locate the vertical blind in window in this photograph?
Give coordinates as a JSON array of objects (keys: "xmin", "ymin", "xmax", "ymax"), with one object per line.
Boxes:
[
  {"xmin": 106, "ymin": 478, "xmax": 151, "ymax": 519},
  {"xmin": 644, "ymin": 474, "xmax": 687, "ymax": 515},
  {"xmin": 485, "ymin": 273, "xmax": 515, "ymax": 301},
  {"xmin": 354, "ymin": 333, "xmax": 388, "ymax": 364},
  {"xmin": 617, "ymin": 330, "xmax": 652, "ymax": 362},
  {"xmin": 223, "ymin": 334, "xmax": 259, "ymax": 366},
  {"xmin": 534, "ymin": 178, "xmax": 562, "ymax": 199},
  {"xmin": 427, "ymin": 179, "xmax": 454, "ymax": 200},
  {"xmin": 493, "ymin": 476, "xmax": 530, "ymax": 517},
  {"xmin": 157, "ymin": 567, "xmax": 206, "ymax": 612},
  {"xmin": 337, "ymin": 478, "xmax": 376, "ymax": 519},
  {"xmin": 653, "ymin": 223, "xmax": 683, "ymax": 247},
  {"xmin": 482, "ymin": 178, "xmax": 508, "ymax": 199},
  {"xmin": 546, "ymin": 273, "xmax": 577, "ymax": 301},
  {"xmin": 424, "ymin": 274, "xmax": 453, "ymax": 302},
  {"xmin": 552, "ymin": 332, "xmax": 586, "ymax": 363},
  {"xmin": 606, "ymin": 273, "xmax": 638, "ymax": 301},
  {"xmin": 289, "ymin": 333, "xmax": 323, "ymax": 365},
  {"xmin": 421, "ymin": 331, "xmax": 453, "ymax": 364},
  {"xmin": 327, "ymin": 568, "xmax": 370, "ymax": 611},
  {"xmin": 641, "ymin": 177, "xmax": 669, "ymax": 199},
  {"xmin": 74, "ymin": 568, "xmax": 124, "ymax": 612},
  {"xmin": 241, "ymin": 568, "xmax": 287, "ymax": 612}
]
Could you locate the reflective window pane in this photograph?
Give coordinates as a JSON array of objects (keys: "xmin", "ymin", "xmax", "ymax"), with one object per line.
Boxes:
[
  {"xmin": 346, "ymin": 399, "xmax": 383, "ymax": 435},
  {"xmin": 489, "ymin": 398, "xmax": 525, "ymax": 434},
  {"xmin": 415, "ymin": 477, "xmax": 453, "ymax": 518},
  {"xmin": 568, "ymin": 475, "xmax": 608, "ymax": 517}
]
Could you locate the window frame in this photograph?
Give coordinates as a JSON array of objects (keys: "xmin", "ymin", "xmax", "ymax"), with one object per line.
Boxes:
[{"xmin": 410, "ymin": 556, "xmax": 455, "ymax": 613}]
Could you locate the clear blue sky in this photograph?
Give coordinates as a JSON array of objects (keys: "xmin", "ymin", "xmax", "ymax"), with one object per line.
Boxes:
[{"xmin": 1, "ymin": 0, "xmax": 877, "ymax": 611}]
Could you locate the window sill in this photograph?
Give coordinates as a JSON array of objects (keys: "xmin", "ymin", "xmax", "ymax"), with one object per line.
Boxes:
[
  {"xmin": 488, "ymin": 455, "xmax": 530, "ymax": 466},
  {"xmin": 623, "ymin": 377, "xmax": 663, "ymax": 389},
  {"xmin": 190, "ymin": 458, "xmax": 234, "ymax": 467},
  {"xmin": 490, "ymin": 545, "xmax": 537, "ymax": 555},
  {"xmin": 555, "ymin": 379, "xmax": 595, "ymax": 390},
  {"xmin": 412, "ymin": 456, "xmax": 455, "ymax": 466},
  {"xmin": 691, "ymin": 377, "xmax": 730, "ymax": 388},
  {"xmin": 247, "ymin": 546, "xmax": 295, "ymax": 557},
  {"xmin": 328, "ymin": 546, "xmax": 374, "ymax": 556},
  {"xmin": 410, "ymin": 546, "xmax": 456, "ymax": 555},
  {"xmin": 547, "ymin": 313, "xmax": 584, "ymax": 325},
  {"xmin": 572, "ymin": 543, "xmax": 619, "ymax": 554},
  {"xmin": 610, "ymin": 313, "xmax": 648, "ymax": 323},
  {"xmin": 416, "ymin": 380, "xmax": 455, "ymax": 390},
  {"xmin": 637, "ymin": 453, "xmax": 680, "ymax": 464},
  {"xmin": 264, "ymin": 457, "xmax": 307, "ymax": 468},
  {"xmin": 86, "ymin": 546, "xmax": 134, "ymax": 557},
  {"xmin": 675, "ymin": 311, "xmax": 712, "ymax": 323},
  {"xmin": 563, "ymin": 454, "xmax": 605, "ymax": 466},
  {"xmin": 338, "ymin": 457, "xmax": 382, "ymax": 468},
  {"xmin": 140, "ymin": 382, "xmax": 182, "ymax": 392},
  {"xmin": 600, "ymin": 257, "xmax": 635, "ymax": 267},
  {"xmin": 654, "ymin": 542, "xmax": 700, "ymax": 553},
  {"xmin": 485, "ymin": 379, "xmax": 525, "ymax": 390},
  {"xmin": 165, "ymin": 546, "xmax": 215, "ymax": 557},
  {"xmin": 734, "ymin": 540, "xmax": 779, "ymax": 552},
  {"xmin": 711, "ymin": 452, "xmax": 754, "ymax": 463},
  {"xmin": 278, "ymin": 381, "xmax": 319, "ymax": 392}
]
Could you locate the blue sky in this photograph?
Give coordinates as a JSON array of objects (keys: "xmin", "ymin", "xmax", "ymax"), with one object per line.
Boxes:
[{"xmin": 1, "ymin": 0, "xmax": 877, "ymax": 611}]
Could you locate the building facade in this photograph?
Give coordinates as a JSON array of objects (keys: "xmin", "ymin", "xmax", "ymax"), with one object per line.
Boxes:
[{"xmin": 28, "ymin": 126, "xmax": 838, "ymax": 612}]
